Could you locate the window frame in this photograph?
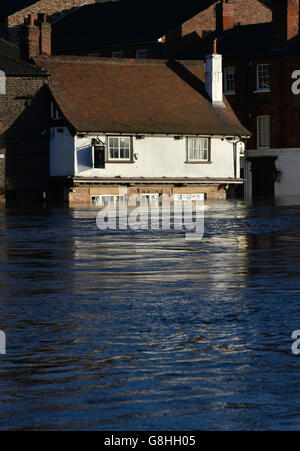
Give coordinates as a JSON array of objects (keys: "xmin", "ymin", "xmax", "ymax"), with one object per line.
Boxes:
[
  {"xmin": 256, "ymin": 64, "xmax": 271, "ymax": 92},
  {"xmin": 112, "ymin": 50, "xmax": 125, "ymax": 58},
  {"xmin": 224, "ymin": 66, "xmax": 236, "ymax": 95},
  {"xmin": 136, "ymin": 49, "xmax": 149, "ymax": 59},
  {"xmin": 186, "ymin": 137, "xmax": 212, "ymax": 164},
  {"xmin": 257, "ymin": 115, "xmax": 271, "ymax": 149},
  {"xmin": 106, "ymin": 136, "xmax": 134, "ymax": 163}
]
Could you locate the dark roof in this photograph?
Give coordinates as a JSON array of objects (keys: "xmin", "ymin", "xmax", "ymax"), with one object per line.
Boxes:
[
  {"xmin": 0, "ymin": 37, "xmax": 20, "ymax": 59},
  {"xmin": 188, "ymin": 22, "xmax": 300, "ymax": 60},
  {"xmin": 0, "ymin": 53, "xmax": 47, "ymax": 76},
  {"xmin": 35, "ymin": 55, "xmax": 250, "ymax": 136},
  {"xmin": 52, "ymin": 0, "xmax": 216, "ymax": 51},
  {"xmin": 0, "ymin": 1, "xmax": 40, "ymax": 18},
  {"xmin": 184, "ymin": 23, "xmax": 273, "ymax": 60}
]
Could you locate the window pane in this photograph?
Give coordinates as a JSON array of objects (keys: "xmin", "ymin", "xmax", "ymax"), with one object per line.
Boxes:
[
  {"xmin": 257, "ymin": 64, "xmax": 270, "ymax": 91},
  {"xmin": 257, "ymin": 116, "xmax": 270, "ymax": 148},
  {"xmin": 188, "ymin": 138, "xmax": 209, "ymax": 161},
  {"xmin": 225, "ymin": 67, "xmax": 235, "ymax": 93},
  {"xmin": 109, "ymin": 137, "xmax": 131, "ymax": 160}
]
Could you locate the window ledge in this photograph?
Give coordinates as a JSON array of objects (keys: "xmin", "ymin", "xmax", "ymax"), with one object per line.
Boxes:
[
  {"xmin": 254, "ymin": 89, "xmax": 271, "ymax": 93},
  {"xmin": 185, "ymin": 161, "xmax": 213, "ymax": 164},
  {"xmin": 106, "ymin": 160, "xmax": 135, "ymax": 164},
  {"xmin": 224, "ymin": 91, "xmax": 236, "ymax": 96}
]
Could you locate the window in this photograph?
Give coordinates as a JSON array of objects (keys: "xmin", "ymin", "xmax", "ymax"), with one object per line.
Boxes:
[
  {"xmin": 136, "ymin": 49, "xmax": 148, "ymax": 59},
  {"xmin": 256, "ymin": 64, "xmax": 270, "ymax": 92},
  {"xmin": 108, "ymin": 137, "xmax": 132, "ymax": 161},
  {"xmin": 257, "ymin": 116, "xmax": 270, "ymax": 148},
  {"xmin": 187, "ymin": 138, "xmax": 210, "ymax": 162},
  {"xmin": 94, "ymin": 145, "xmax": 105, "ymax": 169},
  {"xmin": 224, "ymin": 67, "xmax": 236, "ymax": 94},
  {"xmin": 112, "ymin": 51, "xmax": 124, "ymax": 58}
]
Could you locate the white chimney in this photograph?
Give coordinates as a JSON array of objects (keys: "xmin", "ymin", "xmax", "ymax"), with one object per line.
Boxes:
[{"xmin": 205, "ymin": 39, "xmax": 224, "ymax": 107}]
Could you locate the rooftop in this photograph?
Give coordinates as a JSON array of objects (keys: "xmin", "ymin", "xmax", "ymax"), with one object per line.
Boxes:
[{"xmin": 35, "ymin": 55, "xmax": 250, "ymax": 136}]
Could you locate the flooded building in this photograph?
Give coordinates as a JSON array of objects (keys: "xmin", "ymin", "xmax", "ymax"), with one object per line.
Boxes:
[{"xmin": 35, "ymin": 41, "xmax": 249, "ymax": 205}]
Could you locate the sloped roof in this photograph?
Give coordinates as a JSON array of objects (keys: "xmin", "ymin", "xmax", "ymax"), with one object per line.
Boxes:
[
  {"xmin": 0, "ymin": 37, "xmax": 20, "ymax": 59},
  {"xmin": 35, "ymin": 55, "xmax": 250, "ymax": 136},
  {"xmin": 0, "ymin": 49, "xmax": 47, "ymax": 76},
  {"xmin": 0, "ymin": 1, "xmax": 40, "ymax": 18}
]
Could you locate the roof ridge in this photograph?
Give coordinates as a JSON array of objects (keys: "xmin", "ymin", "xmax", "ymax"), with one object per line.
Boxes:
[{"xmin": 35, "ymin": 55, "xmax": 205, "ymax": 65}]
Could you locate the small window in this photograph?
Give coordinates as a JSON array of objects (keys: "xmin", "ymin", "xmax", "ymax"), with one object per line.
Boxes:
[
  {"xmin": 257, "ymin": 116, "xmax": 270, "ymax": 148},
  {"xmin": 108, "ymin": 137, "xmax": 132, "ymax": 161},
  {"xmin": 136, "ymin": 49, "xmax": 148, "ymax": 59},
  {"xmin": 256, "ymin": 64, "xmax": 270, "ymax": 92},
  {"xmin": 187, "ymin": 138, "xmax": 210, "ymax": 162},
  {"xmin": 224, "ymin": 67, "xmax": 236, "ymax": 94},
  {"xmin": 112, "ymin": 51, "xmax": 124, "ymax": 58}
]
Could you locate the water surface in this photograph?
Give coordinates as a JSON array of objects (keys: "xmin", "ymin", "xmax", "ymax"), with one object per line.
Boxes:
[{"xmin": 0, "ymin": 198, "xmax": 300, "ymax": 430}]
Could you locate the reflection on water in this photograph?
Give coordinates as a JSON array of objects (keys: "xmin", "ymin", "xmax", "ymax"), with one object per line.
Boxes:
[{"xmin": 0, "ymin": 197, "xmax": 300, "ymax": 430}]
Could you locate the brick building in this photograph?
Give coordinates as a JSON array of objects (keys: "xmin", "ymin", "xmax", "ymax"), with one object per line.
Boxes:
[
  {"xmin": 182, "ymin": 0, "xmax": 300, "ymax": 198},
  {"xmin": 50, "ymin": 0, "xmax": 272, "ymax": 58},
  {"xmin": 0, "ymin": 17, "xmax": 50, "ymax": 203}
]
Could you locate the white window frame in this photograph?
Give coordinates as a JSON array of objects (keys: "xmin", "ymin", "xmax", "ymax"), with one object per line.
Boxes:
[
  {"xmin": 107, "ymin": 136, "xmax": 132, "ymax": 162},
  {"xmin": 112, "ymin": 50, "xmax": 124, "ymax": 58},
  {"xmin": 136, "ymin": 49, "xmax": 148, "ymax": 59},
  {"xmin": 256, "ymin": 64, "xmax": 271, "ymax": 92},
  {"xmin": 257, "ymin": 116, "xmax": 270, "ymax": 148},
  {"xmin": 224, "ymin": 67, "xmax": 236, "ymax": 94},
  {"xmin": 187, "ymin": 137, "xmax": 210, "ymax": 163}
]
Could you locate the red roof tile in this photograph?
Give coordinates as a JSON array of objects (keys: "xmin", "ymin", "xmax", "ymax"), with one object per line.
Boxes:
[{"xmin": 35, "ymin": 56, "xmax": 250, "ymax": 136}]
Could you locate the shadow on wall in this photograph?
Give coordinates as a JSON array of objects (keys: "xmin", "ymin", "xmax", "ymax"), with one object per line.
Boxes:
[{"xmin": 5, "ymin": 85, "xmax": 50, "ymax": 203}]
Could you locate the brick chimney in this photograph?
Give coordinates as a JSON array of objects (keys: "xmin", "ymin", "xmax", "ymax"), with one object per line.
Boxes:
[
  {"xmin": 38, "ymin": 13, "xmax": 51, "ymax": 56},
  {"xmin": 205, "ymin": 39, "xmax": 224, "ymax": 107},
  {"xmin": 20, "ymin": 14, "xmax": 40, "ymax": 61},
  {"xmin": 20, "ymin": 13, "xmax": 51, "ymax": 61},
  {"xmin": 272, "ymin": 0, "xmax": 299, "ymax": 47},
  {"xmin": 215, "ymin": 0, "xmax": 235, "ymax": 35}
]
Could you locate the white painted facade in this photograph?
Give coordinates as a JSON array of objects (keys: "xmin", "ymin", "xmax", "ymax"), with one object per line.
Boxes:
[
  {"xmin": 245, "ymin": 148, "xmax": 300, "ymax": 197},
  {"xmin": 49, "ymin": 126, "xmax": 243, "ymax": 180}
]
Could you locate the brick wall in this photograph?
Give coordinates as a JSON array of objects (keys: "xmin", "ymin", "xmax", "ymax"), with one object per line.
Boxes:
[
  {"xmin": 224, "ymin": 53, "xmax": 300, "ymax": 150},
  {"xmin": 181, "ymin": 0, "xmax": 272, "ymax": 39},
  {"xmin": 0, "ymin": 75, "xmax": 50, "ymax": 202}
]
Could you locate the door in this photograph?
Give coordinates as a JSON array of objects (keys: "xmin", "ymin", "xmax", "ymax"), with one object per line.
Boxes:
[
  {"xmin": 250, "ymin": 157, "xmax": 277, "ymax": 197},
  {"xmin": 94, "ymin": 146, "xmax": 105, "ymax": 169}
]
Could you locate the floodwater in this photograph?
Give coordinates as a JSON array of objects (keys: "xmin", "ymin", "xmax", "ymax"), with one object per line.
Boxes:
[{"xmin": 0, "ymin": 198, "xmax": 300, "ymax": 431}]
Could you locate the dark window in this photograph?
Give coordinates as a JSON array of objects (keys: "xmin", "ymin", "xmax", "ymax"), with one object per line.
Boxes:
[{"xmin": 94, "ymin": 146, "xmax": 105, "ymax": 169}]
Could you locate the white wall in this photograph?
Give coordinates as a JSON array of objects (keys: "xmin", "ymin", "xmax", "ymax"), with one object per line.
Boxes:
[
  {"xmin": 50, "ymin": 127, "xmax": 75, "ymax": 176},
  {"xmin": 73, "ymin": 135, "xmax": 236, "ymax": 179},
  {"xmin": 275, "ymin": 149, "xmax": 300, "ymax": 196},
  {"xmin": 245, "ymin": 148, "xmax": 300, "ymax": 197}
]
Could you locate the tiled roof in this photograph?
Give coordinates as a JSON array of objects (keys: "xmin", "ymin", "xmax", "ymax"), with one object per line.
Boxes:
[{"xmin": 35, "ymin": 55, "xmax": 250, "ymax": 136}]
